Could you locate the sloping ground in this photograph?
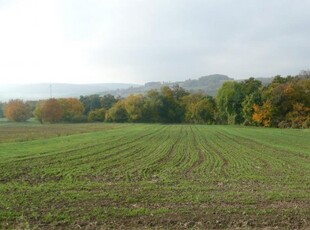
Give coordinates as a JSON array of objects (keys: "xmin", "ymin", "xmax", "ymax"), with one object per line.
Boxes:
[{"xmin": 0, "ymin": 124, "xmax": 309, "ymax": 229}]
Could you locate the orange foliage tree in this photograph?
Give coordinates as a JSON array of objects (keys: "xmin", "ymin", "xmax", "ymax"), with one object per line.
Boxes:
[
  {"xmin": 252, "ymin": 100, "xmax": 273, "ymax": 127},
  {"xmin": 34, "ymin": 98, "xmax": 85, "ymax": 123},
  {"xmin": 41, "ymin": 99, "xmax": 64, "ymax": 123},
  {"xmin": 5, "ymin": 99, "xmax": 32, "ymax": 122}
]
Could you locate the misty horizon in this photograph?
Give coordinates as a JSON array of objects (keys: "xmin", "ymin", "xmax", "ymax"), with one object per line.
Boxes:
[{"xmin": 0, "ymin": 73, "xmax": 276, "ymax": 101}]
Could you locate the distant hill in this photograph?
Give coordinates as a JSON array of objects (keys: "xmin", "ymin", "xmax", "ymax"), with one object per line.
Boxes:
[
  {"xmin": 100, "ymin": 74, "xmax": 234, "ymax": 97},
  {"xmin": 100, "ymin": 74, "xmax": 274, "ymax": 97},
  {"xmin": 0, "ymin": 75, "xmax": 274, "ymax": 101},
  {"xmin": 0, "ymin": 83, "xmax": 140, "ymax": 101}
]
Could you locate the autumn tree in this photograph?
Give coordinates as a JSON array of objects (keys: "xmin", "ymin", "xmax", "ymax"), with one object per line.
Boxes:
[
  {"xmin": 5, "ymin": 99, "xmax": 32, "ymax": 122},
  {"xmin": 294, "ymin": 77, "xmax": 310, "ymax": 107},
  {"xmin": 58, "ymin": 98, "xmax": 84, "ymax": 122},
  {"xmin": 123, "ymin": 94, "xmax": 145, "ymax": 122},
  {"xmin": 281, "ymin": 77, "xmax": 310, "ymax": 128},
  {"xmin": 41, "ymin": 99, "xmax": 64, "ymax": 123},
  {"xmin": 105, "ymin": 100, "xmax": 128, "ymax": 122},
  {"xmin": 252, "ymin": 100, "xmax": 273, "ymax": 127},
  {"xmin": 285, "ymin": 103, "xmax": 310, "ymax": 128},
  {"xmin": 260, "ymin": 75, "xmax": 309, "ymax": 127},
  {"xmin": 242, "ymin": 94, "xmax": 258, "ymax": 125}
]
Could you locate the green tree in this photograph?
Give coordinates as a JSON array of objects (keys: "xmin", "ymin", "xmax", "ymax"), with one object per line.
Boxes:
[
  {"xmin": 240, "ymin": 78, "xmax": 262, "ymax": 95},
  {"xmin": 143, "ymin": 90, "xmax": 163, "ymax": 122},
  {"xmin": 0, "ymin": 102, "xmax": 5, "ymax": 118},
  {"xmin": 182, "ymin": 93, "xmax": 216, "ymax": 124},
  {"xmin": 33, "ymin": 100, "xmax": 45, "ymax": 124},
  {"xmin": 101, "ymin": 94, "xmax": 118, "ymax": 110},
  {"xmin": 172, "ymin": 84, "xmax": 190, "ymax": 101},
  {"xmin": 80, "ymin": 95, "xmax": 101, "ymax": 115},
  {"xmin": 216, "ymin": 81, "xmax": 244, "ymax": 124},
  {"xmin": 242, "ymin": 94, "xmax": 255, "ymax": 125},
  {"xmin": 239, "ymin": 78, "xmax": 262, "ymax": 125},
  {"xmin": 159, "ymin": 86, "xmax": 186, "ymax": 123},
  {"xmin": 195, "ymin": 96, "xmax": 217, "ymax": 124}
]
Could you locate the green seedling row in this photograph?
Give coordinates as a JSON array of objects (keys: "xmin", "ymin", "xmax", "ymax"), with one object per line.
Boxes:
[{"xmin": 0, "ymin": 123, "xmax": 309, "ymax": 229}]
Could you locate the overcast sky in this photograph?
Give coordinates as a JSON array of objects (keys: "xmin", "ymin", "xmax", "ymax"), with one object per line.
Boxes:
[{"xmin": 0, "ymin": 0, "xmax": 309, "ymax": 84}]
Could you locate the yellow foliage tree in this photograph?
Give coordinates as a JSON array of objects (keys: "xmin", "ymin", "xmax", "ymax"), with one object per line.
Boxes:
[
  {"xmin": 286, "ymin": 103, "xmax": 310, "ymax": 128},
  {"xmin": 252, "ymin": 100, "xmax": 273, "ymax": 127},
  {"xmin": 58, "ymin": 98, "xmax": 84, "ymax": 122}
]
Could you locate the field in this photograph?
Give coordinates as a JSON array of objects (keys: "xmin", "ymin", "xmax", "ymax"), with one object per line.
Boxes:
[{"xmin": 0, "ymin": 122, "xmax": 310, "ymax": 229}]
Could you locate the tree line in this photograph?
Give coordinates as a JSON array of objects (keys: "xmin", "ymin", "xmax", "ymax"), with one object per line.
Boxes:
[{"xmin": 1, "ymin": 71, "xmax": 309, "ymax": 128}]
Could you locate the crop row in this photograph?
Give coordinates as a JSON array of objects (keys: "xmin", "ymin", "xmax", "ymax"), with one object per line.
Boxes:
[{"xmin": 0, "ymin": 124, "xmax": 309, "ymax": 228}]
